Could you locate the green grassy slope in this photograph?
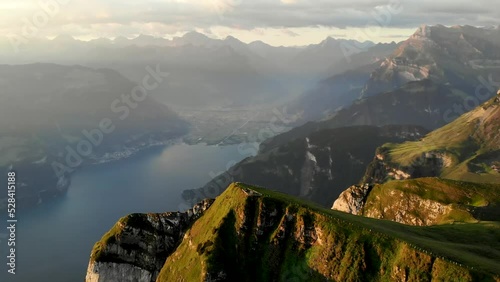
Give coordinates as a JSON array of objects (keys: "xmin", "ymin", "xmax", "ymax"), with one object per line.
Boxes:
[
  {"xmin": 158, "ymin": 183, "xmax": 500, "ymax": 281},
  {"xmin": 362, "ymin": 178, "xmax": 500, "ymax": 225},
  {"xmin": 380, "ymin": 96, "xmax": 500, "ymax": 183}
]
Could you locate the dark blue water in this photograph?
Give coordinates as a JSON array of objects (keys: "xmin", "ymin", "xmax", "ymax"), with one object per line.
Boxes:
[{"xmin": 0, "ymin": 142, "xmax": 256, "ymax": 282}]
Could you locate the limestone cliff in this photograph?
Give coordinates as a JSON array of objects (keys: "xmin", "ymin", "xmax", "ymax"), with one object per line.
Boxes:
[
  {"xmin": 332, "ymin": 178, "xmax": 500, "ymax": 226},
  {"xmin": 87, "ymin": 183, "xmax": 500, "ymax": 281},
  {"xmin": 332, "ymin": 183, "xmax": 372, "ymax": 215},
  {"xmin": 361, "ymin": 147, "xmax": 453, "ymax": 184},
  {"xmin": 85, "ymin": 199, "xmax": 214, "ymax": 282}
]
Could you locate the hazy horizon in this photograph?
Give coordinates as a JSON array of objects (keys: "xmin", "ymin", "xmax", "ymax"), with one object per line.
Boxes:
[
  {"xmin": 0, "ymin": 2, "xmax": 500, "ymax": 282},
  {"xmin": 2, "ymin": 0, "xmax": 499, "ymax": 48}
]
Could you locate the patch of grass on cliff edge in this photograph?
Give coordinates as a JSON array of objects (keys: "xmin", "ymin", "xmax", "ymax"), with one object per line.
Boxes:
[{"xmin": 90, "ymin": 218, "xmax": 124, "ymax": 262}]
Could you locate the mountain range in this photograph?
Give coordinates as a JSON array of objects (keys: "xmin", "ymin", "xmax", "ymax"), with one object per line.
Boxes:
[
  {"xmin": 87, "ymin": 183, "xmax": 500, "ymax": 281},
  {"xmin": 362, "ymin": 95, "xmax": 500, "ymax": 184},
  {"xmin": 86, "ymin": 93, "xmax": 500, "ymax": 282},
  {"xmin": 0, "ymin": 63, "xmax": 187, "ymax": 209},
  {"xmin": 1, "ymin": 24, "xmax": 499, "ymax": 281},
  {"xmin": 289, "ymin": 25, "xmax": 500, "ymax": 124},
  {"xmin": 0, "ymin": 32, "xmax": 380, "ymax": 110}
]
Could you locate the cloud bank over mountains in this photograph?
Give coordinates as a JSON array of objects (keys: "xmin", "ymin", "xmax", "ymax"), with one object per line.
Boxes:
[{"xmin": 1, "ymin": 0, "xmax": 498, "ymax": 46}]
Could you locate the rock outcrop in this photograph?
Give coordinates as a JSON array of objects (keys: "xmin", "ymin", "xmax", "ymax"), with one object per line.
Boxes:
[
  {"xmin": 332, "ymin": 178, "xmax": 500, "ymax": 226},
  {"xmin": 87, "ymin": 183, "xmax": 500, "ymax": 281},
  {"xmin": 362, "ymin": 147, "xmax": 452, "ymax": 184},
  {"xmin": 363, "ymin": 191, "xmax": 452, "ymax": 226},
  {"xmin": 85, "ymin": 199, "xmax": 214, "ymax": 282},
  {"xmin": 331, "ymin": 183, "xmax": 372, "ymax": 215},
  {"xmin": 159, "ymin": 183, "xmax": 499, "ymax": 281}
]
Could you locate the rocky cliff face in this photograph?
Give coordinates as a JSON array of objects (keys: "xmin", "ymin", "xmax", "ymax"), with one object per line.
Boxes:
[
  {"xmin": 85, "ymin": 199, "xmax": 214, "ymax": 282},
  {"xmin": 332, "ymin": 178, "xmax": 500, "ymax": 226},
  {"xmin": 88, "ymin": 183, "xmax": 500, "ymax": 281},
  {"xmin": 361, "ymin": 147, "xmax": 452, "ymax": 184},
  {"xmin": 331, "ymin": 183, "xmax": 372, "ymax": 215},
  {"xmin": 363, "ymin": 190, "xmax": 452, "ymax": 226}
]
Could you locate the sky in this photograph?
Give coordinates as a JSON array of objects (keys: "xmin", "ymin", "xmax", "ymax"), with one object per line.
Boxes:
[{"xmin": 1, "ymin": 0, "xmax": 498, "ymax": 46}]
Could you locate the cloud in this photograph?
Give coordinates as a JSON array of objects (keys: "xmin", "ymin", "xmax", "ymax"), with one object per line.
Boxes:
[
  {"xmin": 1, "ymin": 0, "xmax": 498, "ymax": 44},
  {"xmin": 282, "ymin": 29, "xmax": 300, "ymax": 37}
]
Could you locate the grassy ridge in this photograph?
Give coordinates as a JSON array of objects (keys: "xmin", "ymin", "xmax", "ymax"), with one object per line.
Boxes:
[
  {"xmin": 362, "ymin": 178, "xmax": 500, "ymax": 224},
  {"xmin": 381, "ymin": 97, "xmax": 500, "ymax": 183},
  {"xmin": 157, "ymin": 183, "xmax": 500, "ymax": 281}
]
